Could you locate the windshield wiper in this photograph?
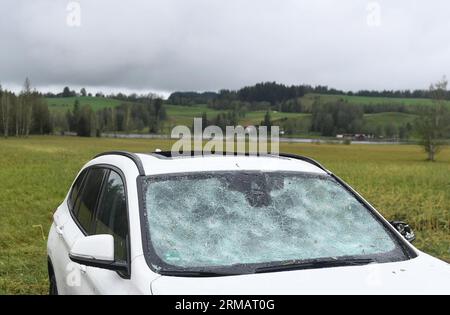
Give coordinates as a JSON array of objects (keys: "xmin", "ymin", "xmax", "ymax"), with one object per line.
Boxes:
[
  {"xmin": 157, "ymin": 258, "xmax": 375, "ymax": 276},
  {"xmin": 159, "ymin": 269, "xmax": 238, "ymax": 277},
  {"xmin": 254, "ymin": 257, "xmax": 375, "ymax": 274}
]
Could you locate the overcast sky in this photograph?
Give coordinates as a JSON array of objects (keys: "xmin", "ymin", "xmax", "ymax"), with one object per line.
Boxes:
[{"xmin": 0, "ymin": 0, "xmax": 449, "ymax": 96}]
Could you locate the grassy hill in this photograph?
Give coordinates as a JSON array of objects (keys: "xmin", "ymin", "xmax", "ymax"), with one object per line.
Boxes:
[
  {"xmin": 47, "ymin": 92, "xmax": 449, "ymax": 114},
  {"xmin": 165, "ymin": 104, "xmax": 227, "ymax": 126},
  {"xmin": 305, "ymin": 93, "xmax": 450, "ymax": 106},
  {"xmin": 166, "ymin": 106, "xmax": 313, "ymax": 128},
  {"xmin": 364, "ymin": 112, "xmax": 417, "ymax": 130},
  {"xmin": 45, "ymin": 95, "xmax": 424, "ymax": 135}
]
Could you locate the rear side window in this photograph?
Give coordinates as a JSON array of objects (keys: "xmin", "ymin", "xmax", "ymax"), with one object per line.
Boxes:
[
  {"xmin": 68, "ymin": 170, "xmax": 87, "ymax": 210},
  {"xmin": 94, "ymin": 170, "xmax": 128, "ymax": 262},
  {"xmin": 74, "ymin": 168, "xmax": 107, "ymax": 234}
]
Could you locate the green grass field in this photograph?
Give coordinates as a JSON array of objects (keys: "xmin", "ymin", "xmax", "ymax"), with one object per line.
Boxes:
[
  {"xmin": 47, "ymin": 99, "xmax": 309, "ymax": 127},
  {"xmin": 306, "ymin": 93, "xmax": 450, "ymax": 107},
  {"xmin": 363, "ymin": 112, "xmax": 418, "ymax": 130},
  {"xmin": 0, "ymin": 136, "xmax": 449, "ymax": 294},
  {"xmin": 165, "ymin": 104, "xmax": 227, "ymax": 126}
]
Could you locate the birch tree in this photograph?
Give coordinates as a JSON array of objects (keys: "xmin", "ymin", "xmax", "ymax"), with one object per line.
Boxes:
[
  {"xmin": 0, "ymin": 86, "xmax": 10, "ymax": 137},
  {"xmin": 22, "ymin": 78, "xmax": 33, "ymax": 137},
  {"xmin": 415, "ymin": 76, "xmax": 450, "ymax": 161}
]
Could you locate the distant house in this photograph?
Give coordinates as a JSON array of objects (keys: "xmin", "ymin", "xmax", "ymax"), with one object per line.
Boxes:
[{"xmin": 336, "ymin": 133, "xmax": 374, "ymax": 141}]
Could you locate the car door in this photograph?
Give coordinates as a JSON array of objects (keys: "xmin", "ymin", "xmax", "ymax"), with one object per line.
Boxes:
[
  {"xmin": 49, "ymin": 168, "xmax": 88, "ymax": 294},
  {"xmin": 82, "ymin": 168, "xmax": 134, "ymax": 294},
  {"xmin": 64, "ymin": 167, "xmax": 108, "ymax": 294}
]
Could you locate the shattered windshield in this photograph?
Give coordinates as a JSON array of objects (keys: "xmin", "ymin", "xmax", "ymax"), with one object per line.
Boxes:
[{"xmin": 142, "ymin": 171, "xmax": 405, "ymax": 272}]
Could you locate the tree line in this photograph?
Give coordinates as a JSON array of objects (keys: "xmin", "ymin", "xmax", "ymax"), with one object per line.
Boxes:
[
  {"xmin": 0, "ymin": 79, "xmax": 52, "ymax": 137},
  {"xmin": 310, "ymin": 101, "xmax": 364, "ymax": 137},
  {"xmin": 2, "ymin": 78, "xmax": 450, "ymax": 161},
  {"xmin": 44, "ymin": 86, "xmax": 164, "ymax": 105},
  {"xmin": 64, "ymin": 98, "xmax": 166, "ymax": 137},
  {"xmin": 168, "ymin": 82, "xmax": 307, "ymax": 107},
  {"xmin": 169, "ymin": 82, "xmax": 445, "ymax": 119},
  {"xmin": 0, "ymin": 80, "xmax": 167, "ymax": 138},
  {"xmin": 168, "ymin": 81, "xmax": 450, "ymax": 106}
]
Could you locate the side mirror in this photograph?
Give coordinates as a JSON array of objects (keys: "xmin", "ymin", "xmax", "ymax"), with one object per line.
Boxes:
[
  {"xmin": 69, "ymin": 234, "xmax": 127, "ymax": 273},
  {"xmin": 390, "ymin": 221, "xmax": 416, "ymax": 243}
]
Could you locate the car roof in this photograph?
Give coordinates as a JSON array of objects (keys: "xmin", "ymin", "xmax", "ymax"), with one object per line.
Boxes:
[{"xmin": 94, "ymin": 151, "xmax": 329, "ymax": 176}]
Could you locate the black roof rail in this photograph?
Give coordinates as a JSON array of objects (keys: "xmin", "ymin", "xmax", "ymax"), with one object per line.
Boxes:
[
  {"xmin": 278, "ymin": 153, "xmax": 330, "ymax": 173},
  {"xmin": 148, "ymin": 151, "xmax": 330, "ymax": 173},
  {"xmin": 94, "ymin": 151, "xmax": 145, "ymax": 176}
]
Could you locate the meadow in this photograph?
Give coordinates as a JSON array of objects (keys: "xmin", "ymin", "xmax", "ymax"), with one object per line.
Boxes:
[
  {"xmin": 363, "ymin": 112, "xmax": 417, "ymax": 130},
  {"xmin": 305, "ymin": 93, "xmax": 450, "ymax": 107},
  {"xmin": 0, "ymin": 136, "xmax": 449, "ymax": 294}
]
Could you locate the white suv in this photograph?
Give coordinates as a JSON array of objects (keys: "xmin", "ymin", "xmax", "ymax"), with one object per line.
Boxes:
[{"xmin": 47, "ymin": 151, "xmax": 450, "ymax": 295}]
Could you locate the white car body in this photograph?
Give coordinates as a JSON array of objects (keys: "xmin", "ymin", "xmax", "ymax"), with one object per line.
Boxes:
[{"xmin": 47, "ymin": 152, "xmax": 450, "ymax": 295}]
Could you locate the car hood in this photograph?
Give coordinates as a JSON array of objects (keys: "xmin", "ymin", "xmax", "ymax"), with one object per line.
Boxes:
[{"xmin": 151, "ymin": 252, "xmax": 450, "ymax": 295}]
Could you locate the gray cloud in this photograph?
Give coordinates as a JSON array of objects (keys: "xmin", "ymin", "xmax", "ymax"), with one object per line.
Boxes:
[{"xmin": 0, "ymin": 0, "xmax": 449, "ymax": 94}]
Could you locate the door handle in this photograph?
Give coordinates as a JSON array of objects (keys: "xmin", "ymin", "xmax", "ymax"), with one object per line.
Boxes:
[
  {"xmin": 80, "ymin": 265, "xmax": 87, "ymax": 274},
  {"xmin": 55, "ymin": 224, "xmax": 64, "ymax": 235}
]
